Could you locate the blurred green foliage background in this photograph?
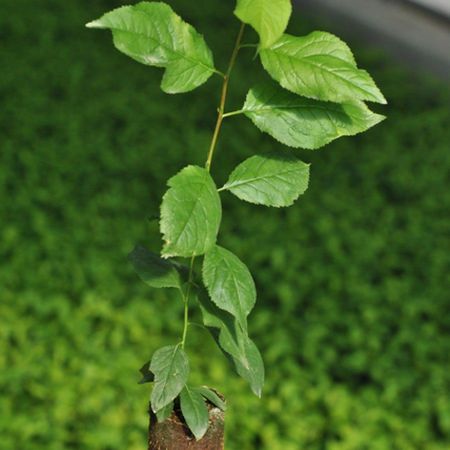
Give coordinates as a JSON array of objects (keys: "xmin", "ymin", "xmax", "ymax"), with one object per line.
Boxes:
[{"xmin": 1, "ymin": 0, "xmax": 449, "ymax": 449}]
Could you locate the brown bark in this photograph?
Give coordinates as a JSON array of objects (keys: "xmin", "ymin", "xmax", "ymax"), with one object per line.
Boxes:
[{"xmin": 148, "ymin": 404, "xmax": 225, "ymax": 450}]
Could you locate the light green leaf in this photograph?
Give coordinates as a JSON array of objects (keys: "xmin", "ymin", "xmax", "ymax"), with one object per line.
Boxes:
[
  {"xmin": 160, "ymin": 166, "xmax": 222, "ymax": 258},
  {"xmin": 180, "ymin": 386, "xmax": 210, "ymax": 441},
  {"xmin": 86, "ymin": 2, "xmax": 216, "ymax": 94},
  {"xmin": 203, "ymin": 245, "xmax": 256, "ymax": 331},
  {"xmin": 198, "ymin": 291, "xmax": 264, "ymax": 397},
  {"xmin": 150, "ymin": 345, "xmax": 189, "ymax": 412},
  {"xmin": 222, "ymin": 153, "xmax": 310, "ymax": 207},
  {"xmin": 156, "ymin": 401, "xmax": 173, "ymax": 423},
  {"xmin": 241, "ymin": 83, "xmax": 385, "ymax": 149},
  {"xmin": 234, "ymin": 0, "xmax": 292, "ymax": 48},
  {"xmin": 260, "ymin": 32, "xmax": 387, "ymax": 104},
  {"xmin": 128, "ymin": 245, "xmax": 183, "ymax": 289},
  {"xmin": 195, "ymin": 386, "xmax": 227, "ymax": 411}
]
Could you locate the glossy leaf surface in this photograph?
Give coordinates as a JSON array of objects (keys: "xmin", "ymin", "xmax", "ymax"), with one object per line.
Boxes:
[
  {"xmin": 242, "ymin": 83, "xmax": 385, "ymax": 149},
  {"xmin": 223, "ymin": 153, "xmax": 310, "ymax": 207},
  {"xmin": 260, "ymin": 32, "xmax": 386, "ymax": 104}
]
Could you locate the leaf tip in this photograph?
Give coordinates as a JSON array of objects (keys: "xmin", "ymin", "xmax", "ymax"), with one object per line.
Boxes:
[
  {"xmin": 151, "ymin": 403, "xmax": 159, "ymax": 414},
  {"xmin": 85, "ymin": 20, "xmax": 102, "ymax": 29}
]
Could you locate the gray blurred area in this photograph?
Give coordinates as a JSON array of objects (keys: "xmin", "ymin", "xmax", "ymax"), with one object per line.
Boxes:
[
  {"xmin": 297, "ymin": 0, "xmax": 450, "ymax": 79},
  {"xmin": 409, "ymin": 0, "xmax": 450, "ymax": 18}
]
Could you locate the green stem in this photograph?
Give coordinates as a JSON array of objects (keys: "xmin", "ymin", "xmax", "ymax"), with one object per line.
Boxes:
[
  {"xmin": 222, "ymin": 109, "xmax": 245, "ymax": 118},
  {"xmin": 181, "ymin": 256, "xmax": 195, "ymax": 349},
  {"xmin": 181, "ymin": 23, "xmax": 245, "ymax": 348}
]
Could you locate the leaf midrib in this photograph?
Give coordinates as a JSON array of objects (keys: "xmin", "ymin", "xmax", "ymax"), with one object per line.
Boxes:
[
  {"xmin": 172, "ymin": 181, "xmax": 207, "ymax": 249},
  {"xmin": 184, "ymin": 386, "xmax": 202, "ymax": 424},
  {"xmin": 221, "ymin": 253, "xmax": 249, "ymax": 326},
  {"xmin": 225, "ymin": 166, "xmax": 306, "ymax": 190},
  {"xmin": 244, "ymin": 102, "xmax": 351, "ymax": 117},
  {"xmin": 154, "ymin": 345, "xmax": 181, "ymax": 407},
  {"xmin": 266, "ymin": 49, "xmax": 379, "ymax": 101}
]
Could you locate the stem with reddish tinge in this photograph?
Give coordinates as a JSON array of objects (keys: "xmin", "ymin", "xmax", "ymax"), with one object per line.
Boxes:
[{"xmin": 205, "ymin": 23, "xmax": 246, "ymax": 172}]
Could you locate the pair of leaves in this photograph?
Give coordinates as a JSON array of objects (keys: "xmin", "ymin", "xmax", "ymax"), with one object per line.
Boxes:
[
  {"xmin": 158, "ymin": 157, "xmax": 308, "ymax": 254},
  {"xmin": 234, "ymin": 1, "xmax": 385, "ymax": 107},
  {"xmin": 148, "ymin": 343, "xmax": 223, "ymax": 440},
  {"xmin": 227, "ymin": 18, "xmax": 385, "ymax": 149},
  {"xmin": 179, "ymin": 385, "xmax": 226, "ymax": 440},
  {"xmin": 87, "ymin": 2, "xmax": 216, "ymax": 93},
  {"xmin": 237, "ymin": 32, "xmax": 385, "ymax": 151}
]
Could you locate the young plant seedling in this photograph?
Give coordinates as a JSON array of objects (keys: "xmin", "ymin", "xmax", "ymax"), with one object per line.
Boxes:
[{"xmin": 87, "ymin": 0, "xmax": 386, "ymax": 444}]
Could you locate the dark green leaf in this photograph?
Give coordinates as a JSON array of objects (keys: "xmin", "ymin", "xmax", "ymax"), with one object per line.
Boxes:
[
  {"xmin": 86, "ymin": 2, "xmax": 216, "ymax": 93},
  {"xmin": 242, "ymin": 83, "xmax": 386, "ymax": 149},
  {"xmin": 138, "ymin": 360, "xmax": 154, "ymax": 384},
  {"xmin": 203, "ymin": 245, "xmax": 256, "ymax": 331},
  {"xmin": 260, "ymin": 32, "xmax": 386, "ymax": 104},
  {"xmin": 150, "ymin": 345, "xmax": 189, "ymax": 412},
  {"xmin": 160, "ymin": 166, "xmax": 222, "ymax": 258},
  {"xmin": 156, "ymin": 401, "xmax": 173, "ymax": 423},
  {"xmin": 194, "ymin": 386, "xmax": 226, "ymax": 411},
  {"xmin": 180, "ymin": 385, "xmax": 210, "ymax": 440},
  {"xmin": 198, "ymin": 291, "xmax": 264, "ymax": 397},
  {"xmin": 128, "ymin": 245, "xmax": 183, "ymax": 289},
  {"xmin": 222, "ymin": 153, "xmax": 310, "ymax": 207}
]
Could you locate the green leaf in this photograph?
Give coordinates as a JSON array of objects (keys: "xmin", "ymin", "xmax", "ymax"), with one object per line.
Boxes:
[
  {"xmin": 128, "ymin": 245, "xmax": 183, "ymax": 289},
  {"xmin": 138, "ymin": 360, "xmax": 154, "ymax": 384},
  {"xmin": 234, "ymin": 0, "xmax": 292, "ymax": 48},
  {"xmin": 260, "ymin": 32, "xmax": 387, "ymax": 104},
  {"xmin": 160, "ymin": 166, "xmax": 222, "ymax": 258},
  {"xmin": 198, "ymin": 291, "xmax": 264, "ymax": 397},
  {"xmin": 180, "ymin": 385, "xmax": 210, "ymax": 441},
  {"xmin": 241, "ymin": 83, "xmax": 385, "ymax": 149},
  {"xmin": 156, "ymin": 401, "xmax": 173, "ymax": 423},
  {"xmin": 86, "ymin": 2, "xmax": 216, "ymax": 94},
  {"xmin": 203, "ymin": 245, "xmax": 256, "ymax": 331},
  {"xmin": 222, "ymin": 153, "xmax": 310, "ymax": 207},
  {"xmin": 150, "ymin": 344, "xmax": 189, "ymax": 412},
  {"xmin": 194, "ymin": 386, "xmax": 227, "ymax": 411}
]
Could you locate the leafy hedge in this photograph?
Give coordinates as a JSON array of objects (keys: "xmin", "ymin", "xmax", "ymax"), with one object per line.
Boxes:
[{"xmin": 1, "ymin": 1, "xmax": 449, "ymax": 449}]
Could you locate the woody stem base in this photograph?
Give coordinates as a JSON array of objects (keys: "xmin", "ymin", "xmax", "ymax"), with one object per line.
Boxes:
[{"xmin": 148, "ymin": 406, "xmax": 225, "ymax": 450}]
